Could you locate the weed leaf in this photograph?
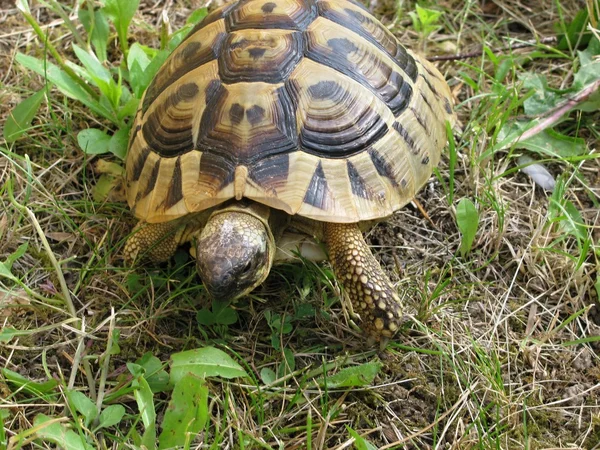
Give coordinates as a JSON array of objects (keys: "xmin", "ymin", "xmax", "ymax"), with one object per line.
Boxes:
[
  {"xmin": 456, "ymin": 198, "xmax": 479, "ymax": 256},
  {"xmin": 346, "ymin": 426, "xmax": 378, "ymax": 450},
  {"xmin": 130, "ymin": 369, "xmax": 156, "ymax": 446},
  {"xmin": 16, "ymin": 53, "xmax": 113, "ymax": 121},
  {"xmin": 66, "ymin": 390, "xmax": 97, "ymax": 427},
  {"xmin": 4, "ymin": 89, "xmax": 45, "ymax": 143},
  {"xmin": 170, "ymin": 347, "xmax": 247, "ymax": 384},
  {"xmin": 2, "ymin": 368, "xmax": 58, "ymax": 396},
  {"xmin": 77, "ymin": 128, "xmax": 111, "ymax": 155},
  {"xmin": 316, "ymin": 362, "xmax": 381, "ymax": 388},
  {"xmin": 97, "ymin": 405, "xmax": 125, "ymax": 430},
  {"xmin": 158, "ymin": 374, "xmax": 208, "ymax": 449},
  {"xmin": 78, "ymin": 8, "xmax": 109, "ymax": 62},
  {"xmin": 33, "ymin": 414, "xmax": 94, "ymax": 450},
  {"xmin": 103, "ymin": 0, "xmax": 140, "ymax": 56},
  {"xmin": 108, "ymin": 127, "xmax": 129, "ymax": 159}
]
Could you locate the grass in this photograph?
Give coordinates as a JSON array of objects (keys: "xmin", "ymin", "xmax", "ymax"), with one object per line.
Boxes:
[{"xmin": 1, "ymin": 0, "xmax": 600, "ymax": 448}]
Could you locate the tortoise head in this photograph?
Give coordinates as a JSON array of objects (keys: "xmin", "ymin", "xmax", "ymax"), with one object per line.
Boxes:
[{"xmin": 195, "ymin": 210, "xmax": 275, "ymax": 301}]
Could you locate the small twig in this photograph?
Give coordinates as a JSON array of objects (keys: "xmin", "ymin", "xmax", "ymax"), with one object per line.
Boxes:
[
  {"xmin": 514, "ymin": 78, "xmax": 600, "ymax": 144},
  {"xmin": 428, "ymin": 36, "xmax": 558, "ymax": 61}
]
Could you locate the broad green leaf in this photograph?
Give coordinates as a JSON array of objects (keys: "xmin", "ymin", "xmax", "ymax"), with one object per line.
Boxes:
[
  {"xmin": 316, "ymin": 362, "xmax": 381, "ymax": 388},
  {"xmin": 573, "ymin": 36, "xmax": 600, "ymax": 88},
  {"xmin": 130, "ymin": 48, "xmax": 170, "ymax": 98},
  {"xmin": 78, "ymin": 8, "xmax": 109, "ymax": 62},
  {"xmin": 0, "ymin": 262, "xmax": 17, "ymax": 282},
  {"xmin": 549, "ymin": 197, "xmax": 586, "ymax": 241},
  {"xmin": 346, "ymin": 426, "xmax": 378, "ymax": 450},
  {"xmin": 2, "ymin": 369, "xmax": 58, "ymax": 396},
  {"xmin": 0, "ymin": 327, "xmax": 20, "ymax": 343},
  {"xmin": 130, "ymin": 369, "xmax": 156, "ymax": 445},
  {"xmin": 135, "ymin": 352, "xmax": 170, "ymax": 393},
  {"xmin": 170, "ymin": 347, "xmax": 247, "ymax": 384},
  {"xmin": 186, "ymin": 7, "xmax": 208, "ymax": 25},
  {"xmin": 33, "ymin": 414, "xmax": 94, "ymax": 450},
  {"xmin": 103, "ymin": 0, "xmax": 140, "ymax": 55},
  {"xmin": 158, "ymin": 374, "xmax": 208, "ymax": 449},
  {"xmin": 97, "ymin": 405, "xmax": 125, "ymax": 430},
  {"xmin": 260, "ymin": 367, "xmax": 276, "ymax": 384},
  {"xmin": 72, "ymin": 45, "xmax": 116, "ymax": 104},
  {"xmin": 4, "ymin": 243, "xmax": 29, "ymax": 271},
  {"xmin": 108, "ymin": 127, "xmax": 129, "ymax": 159},
  {"xmin": 456, "ymin": 198, "xmax": 479, "ymax": 257},
  {"xmin": 127, "ymin": 43, "xmax": 151, "ymax": 98},
  {"xmin": 4, "ymin": 89, "xmax": 45, "ymax": 143},
  {"xmin": 521, "ymin": 74, "xmax": 562, "ymax": 116},
  {"xmin": 77, "ymin": 128, "xmax": 111, "ymax": 155},
  {"xmin": 277, "ymin": 348, "xmax": 295, "ymax": 379},
  {"xmin": 212, "ymin": 300, "xmax": 239, "ymax": 325},
  {"xmin": 66, "ymin": 390, "xmax": 97, "ymax": 427},
  {"xmin": 16, "ymin": 53, "xmax": 113, "ymax": 121},
  {"xmin": 557, "ymin": 9, "xmax": 592, "ymax": 50}
]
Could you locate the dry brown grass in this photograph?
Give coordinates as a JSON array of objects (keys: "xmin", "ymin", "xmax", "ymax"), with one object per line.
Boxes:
[{"xmin": 1, "ymin": 0, "xmax": 599, "ymax": 449}]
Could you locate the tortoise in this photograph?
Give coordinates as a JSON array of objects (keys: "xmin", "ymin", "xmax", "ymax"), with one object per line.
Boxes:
[{"xmin": 124, "ymin": 0, "xmax": 455, "ymax": 342}]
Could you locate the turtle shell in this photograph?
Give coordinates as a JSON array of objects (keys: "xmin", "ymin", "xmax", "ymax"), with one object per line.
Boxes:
[{"xmin": 126, "ymin": 0, "xmax": 455, "ymax": 224}]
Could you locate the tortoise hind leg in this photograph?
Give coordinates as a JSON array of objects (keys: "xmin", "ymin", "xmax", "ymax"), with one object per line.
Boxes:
[
  {"xmin": 124, "ymin": 221, "xmax": 181, "ymax": 264},
  {"xmin": 324, "ymin": 222, "xmax": 406, "ymax": 342}
]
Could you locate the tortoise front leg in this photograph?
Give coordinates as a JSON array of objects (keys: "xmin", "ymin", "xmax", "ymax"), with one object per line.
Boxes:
[
  {"xmin": 123, "ymin": 221, "xmax": 181, "ymax": 264},
  {"xmin": 324, "ymin": 222, "xmax": 406, "ymax": 341}
]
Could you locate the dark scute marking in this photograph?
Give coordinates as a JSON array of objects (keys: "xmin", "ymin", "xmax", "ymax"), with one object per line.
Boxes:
[
  {"xmin": 444, "ymin": 98, "xmax": 452, "ymax": 114},
  {"xmin": 163, "ymin": 157, "xmax": 184, "ymax": 209},
  {"xmin": 229, "ymin": 0, "xmax": 317, "ymax": 31},
  {"xmin": 141, "ymin": 33, "xmax": 226, "ymax": 113},
  {"xmin": 198, "ymin": 85, "xmax": 298, "ymax": 164},
  {"xmin": 248, "ymin": 47, "xmax": 267, "ymax": 59},
  {"xmin": 420, "ymin": 92, "xmax": 434, "ymax": 113},
  {"xmin": 401, "ymin": 178, "xmax": 407, "ymax": 188},
  {"xmin": 369, "ymin": 149, "xmax": 399, "ymax": 187},
  {"xmin": 297, "ymin": 86, "xmax": 389, "ymax": 158},
  {"xmin": 205, "ymin": 79, "xmax": 223, "ymax": 105},
  {"xmin": 410, "ymin": 106, "xmax": 428, "ymax": 131},
  {"xmin": 421, "ymin": 154, "xmax": 430, "ymax": 165},
  {"xmin": 246, "ymin": 105, "xmax": 265, "ymax": 126},
  {"xmin": 385, "ymin": 71, "xmax": 413, "ymax": 117},
  {"xmin": 261, "ymin": 2, "xmax": 277, "ymax": 13},
  {"xmin": 392, "ymin": 122, "xmax": 417, "ymax": 154},
  {"xmin": 218, "ymin": 31, "xmax": 304, "ymax": 83},
  {"xmin": 303, "ymin": 162, "xmax": 330, "ymax": 209},
  {"xmin": 307, "ymin": 80, "xmax": 339, "ymax": 100},
  {"xmin": 305, "ymin": 32, "xmax": 412, "ymax": 117},
  {"xmin": 346, "ymin": 160, "xmax": 369, "ymax": 199},
  {"xmin": 419, "ymin": 73, "xmax": 439, "ymax": 97},
  {"xmin": 142, "ymin": 83, "xmax": 199, "ymax": 157},
  {"xmin": 199, "ymin": 152, "xmax": 235, "ymax": 190},
  {"xmin": 248, "ymin": 153, "xmax": 289, "ymax": 190},
  {"xmin": 128, "ymin": 122, "xmax": 142, "ymax": 149},
  {"xmin": 317, "ymin": 2, "xmax": 418, "ymax": 82},
  {"xmin": 229, "ymin": 103, "xmax": 245, "ymax": 125},
  {"xmin": 137, "ymin": 159, "xmax": 161, "ymax": 201},
  {"xmin": 327, "ymin": 37, "xmax": 358, "ymax": 55},
  {"xmin": 130, "ymin": 146, "xmax": 151, "ymax": 182},
  {"xmin": 179, "ymin": 41, "xmax": 202, "ymax": 60},
  {"xmin": 178, "ymin": 82, "xmax": 200, "ymax": 98},
  {"xmin": 229, "ymin": 38, "xmax": 249, "ymax": 50}
]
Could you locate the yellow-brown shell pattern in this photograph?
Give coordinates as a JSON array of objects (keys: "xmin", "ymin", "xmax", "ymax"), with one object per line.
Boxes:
[{"xmin": 126, "ymin": 0, "xmax": 455, "ymax": 224}]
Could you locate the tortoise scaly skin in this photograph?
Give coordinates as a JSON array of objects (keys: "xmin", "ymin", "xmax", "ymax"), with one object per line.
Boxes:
[{"xmin": 124, "ymin": 0, "xmax": 455, "ymax": 341}]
